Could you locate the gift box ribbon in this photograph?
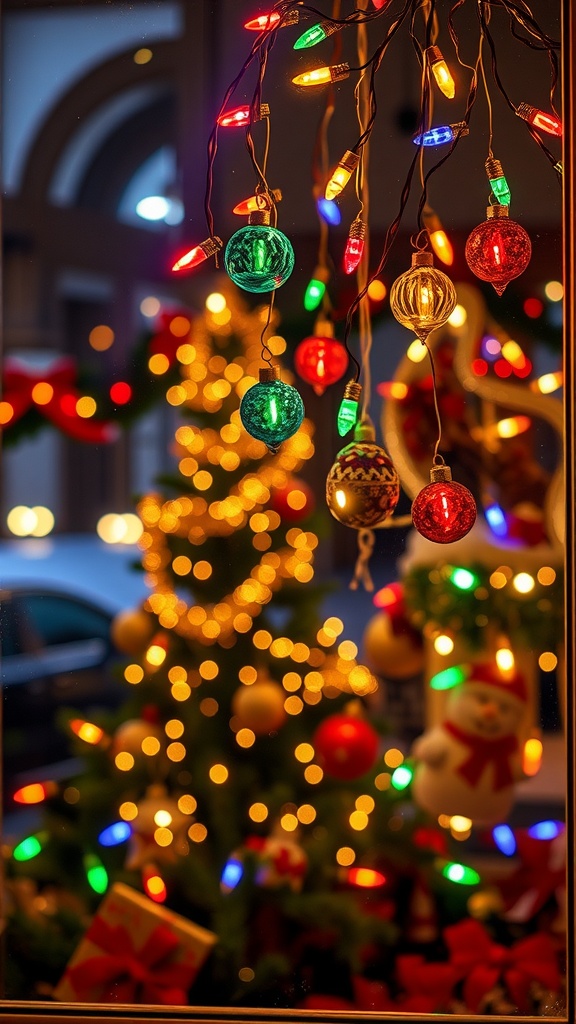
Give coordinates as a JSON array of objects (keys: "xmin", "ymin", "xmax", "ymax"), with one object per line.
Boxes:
[{"xmin": 67, "ymin": 915, "xmax": 193, "ymax": 1004}]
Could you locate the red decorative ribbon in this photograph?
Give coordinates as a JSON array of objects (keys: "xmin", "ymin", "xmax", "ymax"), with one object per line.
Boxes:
[
  {"xmin": 66, "ymin": 915, "xmax": 193, "ymax": 1004},
  {"xmin": 2, "ymin": 358, "xmax": 118, "ymax": 444},
  {"xmin": 444, "ymin": 720, "xmax": 518, "ymax": 790},
  {"xmin": 444, "ymin": 917, "xmax": 561, "ymax": 1012}
]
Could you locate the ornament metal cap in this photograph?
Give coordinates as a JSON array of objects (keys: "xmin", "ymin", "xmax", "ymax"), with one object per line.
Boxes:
[
  {"xmin": 515, "ymin": 102, "xmax": 534, "ymax": 123},
  {"xmin": 339, "ymin": 149, "xmax": 361, "ymax": 172},
  {"xmin": 313, "ymin": 315, "xmax": 335, "ymax": 337},
  {"xmin": 429, "ymin": 463, "xmax": 452, "ymax": 484},
  {"xmin": 411, "ymin": 251, "xmax": 434, "ymax": 268},
  {"xmin": 348, "ymin": 217, "xmax": 367, "ymax": 240},
  {"xmin": 342, "ymin": 380, "xmax": 362, "ymax": 402},
  {"xmin": 425, "ymin": 45, "xmax": 443, "ymax": 65},
  {"xmin": 259, "ymin": 365, "xmax": 280, "ymax": 383},
  {"xmin": 486, "ymin": 204, "xmax": 510, "ymax": 220},
  {"xmin": 248, "ymin": 209, "xmax": 272, "ymax": 226},
  {"xmin": 354, "ymin": 421, "xmax": 376, "ymax": 443},
  {"xmin": 330, "ymin": 63, "xmax": 351, "ymax": 83},
  {"xmin": 201, "ymin": 236, "xmax": 224, "ymax": 258}
]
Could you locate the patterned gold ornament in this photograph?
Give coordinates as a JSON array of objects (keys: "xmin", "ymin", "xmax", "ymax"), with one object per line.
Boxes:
[{"xmin": 326, "ymin": 424, "xmax": 400, "ymax": 529}]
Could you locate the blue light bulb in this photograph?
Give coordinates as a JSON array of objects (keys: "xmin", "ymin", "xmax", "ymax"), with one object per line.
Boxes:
[
  {"xmin": 317, "ymin": 197, "xmax": 341, "ymax": 225},
  {"xmin": 492, "ymin": 823, "xmax": 517, "ymax": 856},
  {"xmin": 413, "ymin": 121, "xmax": 468, "ymax": 147},
  {"xmin": 98, "ymin": 821, "xmax": 132, "ymax": 846}
]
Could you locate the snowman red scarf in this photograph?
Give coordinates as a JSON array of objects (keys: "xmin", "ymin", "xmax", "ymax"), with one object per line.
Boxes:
[{"xmin": 443, "ymin": 721, "xmax": 518, "ymax": 790}]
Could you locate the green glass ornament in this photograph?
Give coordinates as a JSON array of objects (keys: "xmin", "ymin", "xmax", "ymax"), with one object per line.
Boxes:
[
  {"xmin": 225, "ymin": 212, "xmax": 294, "ymax": 293},
  {"xmin": 240, "ymin": 367, "xmax": 305, "ymax": 452}
]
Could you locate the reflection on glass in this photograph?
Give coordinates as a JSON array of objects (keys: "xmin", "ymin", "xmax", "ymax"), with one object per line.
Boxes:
[{"xmin": 1, "ymin": 0, "xmax": 568, "ymax": 1019}]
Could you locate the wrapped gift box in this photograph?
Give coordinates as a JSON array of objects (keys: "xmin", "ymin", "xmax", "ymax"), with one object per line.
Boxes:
[{"xmin": 53, "ymin": 882, "xmax": 216, "ymax": 1005}]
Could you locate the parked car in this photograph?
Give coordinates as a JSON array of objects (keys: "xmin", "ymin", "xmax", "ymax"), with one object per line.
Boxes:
[{"xmin": 0, "ymin": 536, "xmax": 148, "ymax": 804}]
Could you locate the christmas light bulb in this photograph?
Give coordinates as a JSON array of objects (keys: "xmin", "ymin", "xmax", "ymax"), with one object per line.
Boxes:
[
  {"xmin": 224, "ymin": 212, "xmax": 294, "ymax": 293},
  {"xmin": 523, "ymin": 737, "xmax": 543, "ymax": 776},
  {"xmin": 13, "ymin": 781, "xmax": 57, "ymax": 804},
  {"xmin": 422, "ymin": 206, "xmax": 453, "ymax": 266},
  {"xmin": 232, "ymin": 189, "xmax": 282, "ymax": 215},
  {"xmin": 516, "ymin": 102, "xmax": 562, "ymax": 137},
  {"xmin": 372, "ymin": 0, "xmax": 392, "ymax": 7},
  {"xmin": 391, "ymin": 763, "xmax": 413, "ymax": 790},
  {"xmin": 239, "ymin": 366, "xmax": 305, "ymax": 452},
  {"xmin": 244, "ymin": 10, "xmax": 299, "ymax": 30},
  {"xmin": 294, "ymin": 323, "xmax": 349, "ymax": 395},
  {"xmin": 347, "ymin": 867, "xmax": 386, "ymax": 887},
  {"xmin": 528, "ymin": 820, "xmax": 562, "ymax": 840},
  {"xmin": 412, "ymin": 122, "xmax": 468, "ymax": 147},
  {"xmin": 465, "ymin": 206, "xmax": 532, "ymax": 295},
  {"xmin": 217, "ymin": 102, "xmax": 270, "ymax": 128},
  {"xmin": 317, "ymin": 197, "xmax": 341, "ymax": 225},
  {"xmin": 337, "ymin": 381, "xmax": 362, "ymax": 436},
  {"xmin": 70, "ymin": 719, "xmax": 106, "ymax": 745},
  {"xmin": 411, "ymin": 464, "xmax": 477, "ymax": 543},
  {"xmin": 430, "ymin": 664, "xmax": 469, "ymax": 690},
  {"xmin": 389, "ymin": 251, "xmax": 457, "ymax": 342},
  {"xmin": 292, "ymin": 63, "xmax": 350, "ymax": 87},
  {"xmin": 426, "ymin": 46, "xmax": 455, "ymax": 98},
  {"xmin": 143, "ymin": 866, "xmax": 168, "ymax": 903},
  {"xmin": 324, "ymin": 150, "xmax": 360, "ymax": 200},
  {"xmin": 304, "ymin": 266, "xmax": 330, "ymax": 311},
  {"xmin": 84, "ymin": 853, "xmax": 109, "ymax": 894},
  {"xmin": 441, "ymin": 861, "xmax": 481, "ymax": 885},
  {"xmin": 485, "ymin": 503, "xmax": 508, "ymax": 538},
  {"xmin": 492, "ymin": 824, "xmax": 517, "ymax": 856},
  {"xmin": 343, "ymin": 218, "xmax": 366, "ymax": 274},
  {"xmin": 13, "ymin": 833, "xmax": 48, "ymax": 862},
  {"xmin": 485, "ymin": 157, "xmax": 511, "ymax": 205},
  {"xmin": 98, "ymin": 821, "xmax": 132, "ymax": 846},
  {"xmin": 221, "ymin": 856, "xmax": 244, "ymax": 893},
  {"xmin": 449, "ymin": 567, "xmax": 478, "ymax": 590},
  {"xmin": 171, "ymin": 236, "xmax": 222, "ymax": 273},
  {"xmin": 294, "ymin": 20, "xmax": 340, "ymax": 49}
]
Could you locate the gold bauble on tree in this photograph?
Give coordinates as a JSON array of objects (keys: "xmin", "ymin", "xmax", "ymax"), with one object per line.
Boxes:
[
  {"xmin": 232, "ymin": 678, "xmax": 287, "ymax": 734},
  {"xmin": 326, "ymin": 423, "xmax": 400, "ymax": 529},
  {"xmin": 111, "ymin": 606, "xmax": 155, "ymax": 656},
  {"xmin": 389, "ymin": 251, "xmax": 457, "ymax": 342},
  {"xmin": 363, "ymin": 611, "xmax": 425, "ymax": 680}
]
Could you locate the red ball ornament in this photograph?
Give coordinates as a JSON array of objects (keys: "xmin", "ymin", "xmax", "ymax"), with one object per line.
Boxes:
[
  {"xmin": 271, "ymin": 478, "xmax": 315, "ymax": 522},
  {"xmin": 465, "ymin": 206, "xmax": 532, "ymax": 295},
  {"xmin": 294, "ymin": 326, "xmax": 349, "ymax": 395},
  {"xmin": 412, "ymin": 464, "xmax": 476, "ymax": 544},
  {"xmin": 313, "ymin": 713, "xmax": 379, "ymax": 780}
]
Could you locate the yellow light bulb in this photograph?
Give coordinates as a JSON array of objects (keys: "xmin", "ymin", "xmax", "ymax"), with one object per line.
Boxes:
[
  {"xmin": 324, "ymin": 150, "xmax": 360, "ymax": 200},
  {"xmin": 292, "ymin": 63, "xmax": 350, "ymax": 87},
  {"xmin": 426, "ymin": 46, "xmax": 455, "ymax": 99}
]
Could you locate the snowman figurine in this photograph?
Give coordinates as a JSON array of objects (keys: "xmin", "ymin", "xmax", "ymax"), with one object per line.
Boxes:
[{"xmin": 411, "ymin": 663, "xmax": 529, "ymax": 826}]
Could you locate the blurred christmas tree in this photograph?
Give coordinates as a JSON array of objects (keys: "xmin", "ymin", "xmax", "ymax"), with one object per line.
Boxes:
[{"xmin": 2, "ymin": 284, "xmax": 565, "ymax": 1014}]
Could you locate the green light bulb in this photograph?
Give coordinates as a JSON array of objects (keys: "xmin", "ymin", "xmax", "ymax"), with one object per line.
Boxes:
[
  {"xmin": 13, "ymin": 833, "xmax": 46, "ymax": 861},
  {"xmin": 337, "ymin": 381, "xmax": 362, "ymax": 436},
  {"xmin": 430, "ymin": 664, "xmax": 468, "ymax": 690},
  {"xmin": 304, "ymin": 278, "xmax": 326, "ymax": 311},
  {"xmin": 485, "ymin": 157, "xmax": 511, "ymax": 206},
  {"xmin": 442, "ymin": 861, "xmax": 481, "ymax": 885},
  {"xmin": 391, "ymin": 764, "xmax": 413, "ymax": 790},
  {"xmin": 449, "ymin": 567, "xmax": 478, "ymax": 590},
  {"xmin": 294, "ymin": 23, "xmax": 328, "ymax": 48},
  {"xmin": 84, "ymin": 854, "xmax": 109, "ymax": 894}
]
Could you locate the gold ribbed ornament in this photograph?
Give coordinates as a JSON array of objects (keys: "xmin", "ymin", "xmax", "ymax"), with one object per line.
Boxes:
[{"xmin": 389, "ymin": 252, "xmax": 457, "ymax": 341}]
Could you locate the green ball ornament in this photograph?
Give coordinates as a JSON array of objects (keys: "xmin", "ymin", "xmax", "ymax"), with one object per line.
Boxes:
[
  {"xmin": 225, "ymin": 216, "xmax": 294, "ymax": 293},
  {"xmin": 240, "ymin": 368, "xmax": 304, "ymax": 452}
]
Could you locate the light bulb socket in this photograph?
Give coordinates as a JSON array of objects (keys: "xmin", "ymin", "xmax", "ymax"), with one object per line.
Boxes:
[
  {"xmin": 515, "ymin": 102, "xmax": 534, "ymax": 123},
  {"xmin": 313, "ymin": 315, "xmax": 335, "ymax": 337},
  {"xmin": 257, "ymin": 103, "xmax": 271, "ymax": 119},
  {"xmin": 450, "ymin": 121, "xmax": 469, "ymax": 139},
  {"xmin": 319, "ymin": 19, "xmax": 340, "ymax": 38},
  {"xmin": 338, "ymin": 149, "xmax": 361, "ymax": 173},
  {"xmin": 485, "ymin": 157, "xmax": 504, "ymax": 180},
  {"xmin": 486, "ymin": 204, "xmax": 510, "ymax": 220},
  {"xmin": 259, "ymin": 366, "xmax": 280, "ymax": 383},
  {"xmin": 200, "ymin": 236, "xmax": 223, "ymax": 258},
  {"xmin": 330, "ymin": 63, "xmax": 351, "ymax": 83},
  {"xmin": 270, "ymin": 188, "xmax": 283, "ymax": 203},
  {"xmin": 429, "ymin": 464, "xmax": 453, "ymax": 484},
  {"xmin": 248, "ymin": 209, "xmax": 272, "ymax": 226},
  {"xmin": 348, "ymin": 217, "xmax": 367, "ymax": 240},
  {"xmin": 283, "ymin": 10, "xmax": 300, "ymax": 26},
  {"xmin": 343, "ymin": 380, "xmax": 362, "ymax": 401},
  {"xmin": 425, "ymin": 45, "xmax": 443, "ymax": 66},
  {"xmin": 411, "ymin": 251, "xmax": 434, "ymax": 268}
]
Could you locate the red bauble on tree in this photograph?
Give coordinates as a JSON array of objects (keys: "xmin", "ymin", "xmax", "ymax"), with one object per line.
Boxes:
[
  {"xmin": 271, "ymin": 478, "xmax": 315, "ymax": 521},
  {"xmin": 313, "ymin": 712, "xmax": 379, "ymax": 780},
  {"xmin": 465, "ymin": 206, "xmax": 532, "ymax": 295},
  {"xmin": 294, "ymin": 320, "xmax": 349, "ymax": 395},
  {"xmin": 412, "ymin": 464, "xmax": 476, "ymax": 544}
]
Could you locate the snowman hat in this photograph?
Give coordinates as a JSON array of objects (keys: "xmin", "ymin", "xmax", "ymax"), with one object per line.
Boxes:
[{"xmin": 467, "ymin": 662, "xmax": 527, "ymax": 704}]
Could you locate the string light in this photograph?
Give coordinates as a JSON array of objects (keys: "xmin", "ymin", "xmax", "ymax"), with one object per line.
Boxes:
[
  {"xmin": 425, "ymin": 45, "xmax": 455, "ymax": 99},
  {"xmin": 232, "ymin": 189, "xmax": 282, "ymax": 215},
  {"xmin": 316, "ymin": 197, "xmax": 341, "ymax": 225},
  {"xmin": 13, "ymin": 782, "xmax": 57, "ymax": 805},
  {"xmin": 13, "ymin": 833, "xmax": 48, "ymax": 862},
  {"xmin": 172, "ymin": 236, "xmax": 223, "ymax": 273},
  {"xmin": 430, "ymin": 664, "xmax": 469, "ymax": 690},
  {"xmin": 516, "ymin": 102, "xmax": 562, "ymax": 137},
  {"xmin": 217, "ymin": 103, "xmax": 270, "ymax": 128},
  {"xmin": 84, "ymin": 853, "xmax": 108, "ymax": 894},
  {"xmin": 492, "ymin": 824, "xmax": 517, "ymax": 856},
  {"xmin": 243, "ymin": 11, "xmax": 299, "ymax": 31},
  {"xmin": 292, "ymin": 64, "xmax": 350, "ymax": 88},
  {"xmin": 343, "ymin": 218, "xmax": 366, "ymax": 274},
  {"xmin": 337, "ymin": 381, "xmax": 362, "ymax": 436},
  {"xmin": 294, "ymin": 21, "xmax": 341, "ymax": 49},
  {"xmin": 485, "ymin": 157, "xmax": 511, "ymax": 205},
  {"xmin": 324, "ymin": 149, "xmax": 360, "ymax": 200},
  {"xmin": 422, "ymin": 206, "xmax": 453, "ymax": 266},
  {"xmin": 412, "ymin": 122, "xmax": 468, "ymax": 147}
]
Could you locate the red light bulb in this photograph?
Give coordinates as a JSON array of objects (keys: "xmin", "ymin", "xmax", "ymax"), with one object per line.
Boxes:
[
  {"xmin": 516, "ymin": 102, "xmax": 562, "ymax": 137},
  {"xmin": 412, "ymin": 464, "xmax": 476, "ymax": 544},
  {"xmin": 465, "ymin": 206, "xmax": 531, "ymax": 295},
  {"xmin": 244, "ymin": 10, "xmax": 299, "ymax": 31},
  {"xmin": 343, "ymin": 218, "xmax": 366, "ymax": 275},
  {"xmin": 371, "ymin": 0, "xmax": 392, "ymax": 7},
  {"xmin": 217, "ymin": 103, "xmax": 269, "ymax": 128},
  {"xmin": 171, "ymin": 235, "xmax": 222, "ymax": 274},
  {"xmin": 294, "ymin": 325, "xmax": 348, "ymax": 395}
]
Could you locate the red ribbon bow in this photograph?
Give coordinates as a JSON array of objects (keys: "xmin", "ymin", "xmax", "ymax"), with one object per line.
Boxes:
[
  {"xmin": 2, "ymin": 357, "xmax": 118, "ymax": 444},
  {"xmin": 67, "ymin": 915, "xmax": 193, "ymax": 1004},
  {"xmin": 444, "ymin": 917, "xmax": 561, "ymax": 1012},
  {"xmin": 444, "ymin": 720, "xmax": 518, "ymax": 790}
]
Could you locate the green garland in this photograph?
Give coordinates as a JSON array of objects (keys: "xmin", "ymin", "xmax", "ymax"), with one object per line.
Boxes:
[{"xmin": 402, "ymin": 560, "xmax": 564, "ymax": 654}]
